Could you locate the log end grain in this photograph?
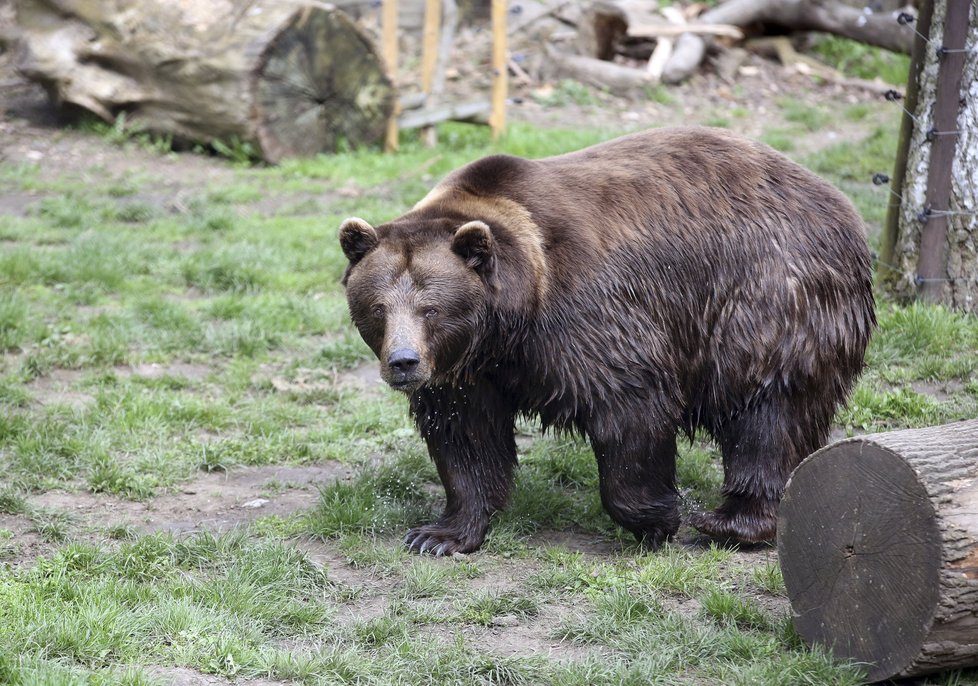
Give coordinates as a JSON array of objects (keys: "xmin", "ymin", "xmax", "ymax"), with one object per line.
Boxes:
[
  {"xmin": 778, "ymin": 442, "xmax": 942, "ymax": 682},
  {"xmin": 250, "ymin": 8, "xmax": 395, "ymax": 163}
]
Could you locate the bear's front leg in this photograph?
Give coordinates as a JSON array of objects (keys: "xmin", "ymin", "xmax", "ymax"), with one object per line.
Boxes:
[
  {"xmin": 591, "ymin": 428, "xmax": 680, "ymax": 549},
  {"xmin": 406, "ymin": 383, "xmax": 517, "ymax": 556}
]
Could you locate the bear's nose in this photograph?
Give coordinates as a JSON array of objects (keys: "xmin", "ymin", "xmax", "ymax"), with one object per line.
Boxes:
[{"xmin": 388, "ymin": 348, "xmax": 420, "ymax": 374}]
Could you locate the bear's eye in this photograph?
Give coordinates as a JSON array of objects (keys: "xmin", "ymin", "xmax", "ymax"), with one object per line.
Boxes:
[
  {"xmin": 423, "ymin": 308, "xmax": 439, "ymax": 320},
  {"xmin": 371, "ymin": 304, "xmax": 386, "ymax": 318}
]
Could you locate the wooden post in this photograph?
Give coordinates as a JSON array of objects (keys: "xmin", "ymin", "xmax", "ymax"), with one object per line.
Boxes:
[
  {"xmin": 489, "ymin": 0, "xmax": 507, "ymax": 139},
  {"xmin": 420, "ymin": 0, "xmax": 441, "ymax": 146},
  {"xmin": 382, "ymin": 0, "xmax": 400, "ymax": 152},
  {"xmin": 915, "ymin": 0, "xmax": 970, "ymax": 302},
  {"xmin": 421, "ymin": 0, "xmax": 441, "ymax": 94},
  {"xmin": 778, "ymin": 419, "xmax": 978, "ymax": 682}
]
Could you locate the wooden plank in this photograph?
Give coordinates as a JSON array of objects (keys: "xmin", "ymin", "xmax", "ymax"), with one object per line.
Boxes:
[
  {"xmin": 489, "ymin": 0, "xmax": 507, "ymax": 139},
  {"xmin": 628, "ymin": 22, "xmax": 743, "ymax": 39},
  {"xmin": 382, "ymin": 0, "xmax": 399, "ymax": 152},
  {"xmin": 421, "ymin": 0, "xmax": 441, "ymax": 94},
  {"xmin": 916, "ymin": 0, "xmax": 970, "ymax": 301}
]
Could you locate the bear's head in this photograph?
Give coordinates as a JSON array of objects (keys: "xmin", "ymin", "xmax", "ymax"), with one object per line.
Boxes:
[{"xmin": 339, "ymin": 216, "xmax": 496, "ymax": 393}]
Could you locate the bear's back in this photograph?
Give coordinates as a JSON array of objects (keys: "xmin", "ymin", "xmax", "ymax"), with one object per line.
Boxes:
[{"xmin": 459, "ymin": 128, "xmax": 874, "ymax": 430}]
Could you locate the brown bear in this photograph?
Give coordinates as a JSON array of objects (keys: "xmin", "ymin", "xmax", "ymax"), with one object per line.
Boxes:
[{"xmin": 339, "ymin": 127, "xmax": 875, "ymax": 556}]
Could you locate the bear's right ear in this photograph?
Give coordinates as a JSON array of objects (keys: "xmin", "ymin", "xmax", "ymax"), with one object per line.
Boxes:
[{"xmin": 339, "ymin": 217, "xmax": 379, "ymax": 266}]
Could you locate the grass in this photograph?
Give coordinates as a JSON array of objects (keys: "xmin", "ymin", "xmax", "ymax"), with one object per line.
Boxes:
[
  {"xmin": 1, "ymin": 119, "xmax": 976, "ymax": 686},
  {"xmin": 808, "ymin": 35, "xmax": 911, "ymax": 86}
]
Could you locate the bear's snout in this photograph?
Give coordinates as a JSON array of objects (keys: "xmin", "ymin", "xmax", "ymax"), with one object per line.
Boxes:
[
  {"xmin": 388, "ymin": 348, "xmax": 420, "ymax": 374},
  {"xmin": 386, "ymin": 347, "xmax": 423, "ymax": 389}
]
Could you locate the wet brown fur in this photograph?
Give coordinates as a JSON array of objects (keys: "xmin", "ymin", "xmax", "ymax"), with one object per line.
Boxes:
[{"xmin": 340, "ymin": 127, "xmax": 876, "ymax": 555}]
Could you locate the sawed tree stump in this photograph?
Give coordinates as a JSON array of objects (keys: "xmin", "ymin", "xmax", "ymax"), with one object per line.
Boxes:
[
  {"xmin": 778, "ymin": 419, "xmax": 978, "ymax": 682},
  {"xmin": 11, "ymin": 0, "xmax": 395, "ymax": 162}
]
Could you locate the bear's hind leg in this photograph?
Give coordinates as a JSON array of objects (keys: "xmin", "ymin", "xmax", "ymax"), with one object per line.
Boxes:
[
  {"xmin": 690, "ymin": 395, "xmax": 828, "ymax": 544},
  {"xmin": 591, "ymin": 429, "xmax": 680, "ymax": 549}
]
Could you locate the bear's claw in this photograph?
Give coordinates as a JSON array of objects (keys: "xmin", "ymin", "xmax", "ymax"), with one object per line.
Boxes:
[{"xmin": 404, "ymin": 523, "xmax": 482, "ymax": 556}]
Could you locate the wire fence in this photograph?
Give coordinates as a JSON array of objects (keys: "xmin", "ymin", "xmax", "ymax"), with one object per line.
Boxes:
[{"xmin": 873, "ymin": 4, "xmax": 975, "ymax": 290}]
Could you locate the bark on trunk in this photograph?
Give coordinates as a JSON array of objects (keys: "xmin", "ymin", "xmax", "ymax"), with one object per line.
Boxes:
[
  {"xmin": 10, "ymin": 0, "xmax": 395, "ymax": 162},
  {"xmin": 881, "ymin": 0, "xmax": 978, "ymax": 312},
  {"xmin": 778, "ymin": 419, "xmax": 978, "ymax": 682}
]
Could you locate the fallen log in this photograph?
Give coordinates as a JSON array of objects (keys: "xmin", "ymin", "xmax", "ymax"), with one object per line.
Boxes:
[
  {"xmin": 549, "ymin": 49, "xmax": 657, "ymax": 94},
  {"xmin": 778, "ymin": 419, "xmax": 978, "ymax": 682},
  {"xmin": 10, "ymin": 0, "xmax": 395, "ymax": 162}
]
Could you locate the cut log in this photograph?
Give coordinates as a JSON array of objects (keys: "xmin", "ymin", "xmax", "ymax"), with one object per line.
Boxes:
[
  {"xmin": 10, "ymin": 0, "xmax": 395, "ymax": 162},
  {"xmin": 778, "ymin": 419, "xmax": 978, "ymax": 682}
]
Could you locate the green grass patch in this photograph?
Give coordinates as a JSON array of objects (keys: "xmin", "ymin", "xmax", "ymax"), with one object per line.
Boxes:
[
  {"xmin": 777, "ymin": 98, "xmax": 831, "ymax": 132},
  {"xmin": 808, "ymin": 35, "xmax": 911, "ymax": 85}
]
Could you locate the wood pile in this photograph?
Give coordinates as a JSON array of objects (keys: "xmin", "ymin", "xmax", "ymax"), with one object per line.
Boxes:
[{"xmin": 509, "ymin": 0, "xmax": 916, "ymax": 94}]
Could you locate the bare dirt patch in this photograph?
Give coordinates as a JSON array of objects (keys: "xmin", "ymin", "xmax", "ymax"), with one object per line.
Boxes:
[
  {"xmin": 145, "ymin": 666, "xmax": 288, "ymax": 686},
  {"xmin": 335, "ymin": 360, "xmax": 385, "ymax": 395},
  {"xmin": 473, "ymin": 603, "xmax": 607, "ymax": 662},
  {"xmin": 910, "ymin": 379, "xmax": 965, "ymax": 402},
  {"xmin": 0, "ymin": 513, "xmax": 58, "ymax": 569},
  {"xmin": 26, "ymin": 362, "xmax": 215, "ymax": 409},
  {"xmin": 27, "ymin": 367, "xmax": 95, "ymax": 410},
  {"xmin": 27, "ymin": 463, "xmax": 350, "ymax": 536},
  {"xmin": 124, "ymin": 362, "xmax": 214, "ymax": 382}
]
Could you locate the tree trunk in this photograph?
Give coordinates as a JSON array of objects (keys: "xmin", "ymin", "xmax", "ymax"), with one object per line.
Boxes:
[
  {"xmin": 778, "ymin": 419, "xmax": 978, "ymax": 683},
  {"xmin": 881, "ymin": 0, "xmax": 977, "ymax": 312},
  {"xmin": 10, "ymin": 0, "xmax": 395, "ymax": 162}
]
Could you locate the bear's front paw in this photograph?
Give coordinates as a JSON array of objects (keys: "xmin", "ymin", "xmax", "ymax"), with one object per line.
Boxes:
[
  {"xmin": 404, "ymin": 521, "xmax": 486, "ymax": 556},
  {"xmin": 632, "ymin": 525, "xmax": 675, "ymax": 551}
]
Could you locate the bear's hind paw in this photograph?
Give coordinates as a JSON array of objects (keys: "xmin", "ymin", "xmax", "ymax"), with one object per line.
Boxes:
[{"xmin": 688, "ymin": 508, "xmax": 776, "ymax": 545}]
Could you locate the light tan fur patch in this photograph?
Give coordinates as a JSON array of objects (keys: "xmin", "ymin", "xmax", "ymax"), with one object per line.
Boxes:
[{"xmin": 415, "ymin": 186, "xmax": 550, "ymax": 302}]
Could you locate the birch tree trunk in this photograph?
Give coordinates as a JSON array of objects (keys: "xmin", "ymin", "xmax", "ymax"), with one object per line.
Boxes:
[{"xmin": 881, "ymin": 0, "xmax": 978, "ymax": 312}]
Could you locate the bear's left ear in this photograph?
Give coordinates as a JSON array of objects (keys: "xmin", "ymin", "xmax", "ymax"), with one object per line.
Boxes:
[{"xmin": 451, "ymin": 221, "xmax": 495, "ymax": 276}]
